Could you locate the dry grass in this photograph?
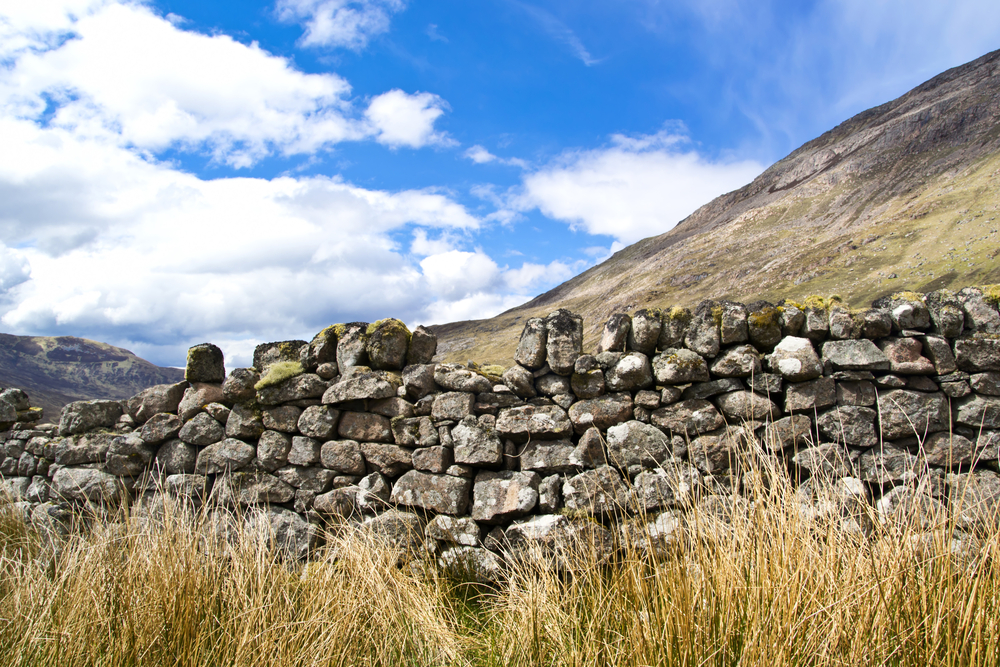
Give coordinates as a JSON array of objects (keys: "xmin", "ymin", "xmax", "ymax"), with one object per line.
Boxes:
[{"xmin": 1, "ymin": 460, "xmax": 999, "ymax": 667}]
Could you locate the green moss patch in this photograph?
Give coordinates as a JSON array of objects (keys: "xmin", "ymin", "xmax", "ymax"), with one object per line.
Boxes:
[{"xmin": 254, "ymin": 361, "xmax": 304, "ymax": 390}]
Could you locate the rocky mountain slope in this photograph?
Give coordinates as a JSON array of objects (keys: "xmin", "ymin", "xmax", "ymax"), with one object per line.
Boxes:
[
  {"xmin": 431, "ymin": 48, "xmax": 1000, "ymax": 364},
  {"xmin": 0, "ymin": 334, "xmax": 184, "ymax": 422}
]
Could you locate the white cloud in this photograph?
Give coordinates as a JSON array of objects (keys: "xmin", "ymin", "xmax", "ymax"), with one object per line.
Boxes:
[
  {"xmin": 0, "ymin": 1, "xmax": 451, "ymax": 167},
  {"xmin": 464, "ymin": 145, "xmax": 528, "ymax": 168},
  {"xmin": 276, "ymin": 0, "xmax": 406, "ymax": 50},
  {"xmin": 512, "ymin": 1, "xmax": 602, "ymax": 66},
  {"xmin": 365, "ymin": 89, "xmax": 454, "ymax": 148},
  {"xmin": 517, "ymin": 127, "xmax": 763, "ymax": 244}
]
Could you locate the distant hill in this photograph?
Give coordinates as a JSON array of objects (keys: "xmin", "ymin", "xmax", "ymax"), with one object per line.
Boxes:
[
  {"xmin": 0, "ymin": 334, "xmax": 184, "ymax": 423},
  {"xmin": 430, "ymin": 48, "xmax": 1000, "ymax": 364}
]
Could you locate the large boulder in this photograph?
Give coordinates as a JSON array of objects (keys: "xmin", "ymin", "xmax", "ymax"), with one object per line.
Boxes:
[
  {"xmin": 514, "ymin": 318, "xmax": 548, "ymax": 370},
  {"xmin": 604, "ymin": 352, "xmax": 653, "ymax": 392},
  {"xmin": 54, "ymin": 432, "xmax": 116, "ymax": 466},
  {"xmin": 407, "ymin": 325, "xmax": 437, "ymax": 365},
  {"xmin": 105, "ymin": 434, "xmax": 156, "ymax": 477},
  {"xmin": 391, "ymin": 470, "xmax": 472, "ymax": 515},
  {"xmin": 178, "ymin": 412, "xmax": 225, "ymax": 446},
  {"xmin": 628, "ymin": 309, "xmax": 662, "ymax": 355},
  {"xmin": 335, "ymin": 323, "xmax": 370, "ymax": 375},
  {"xmin": 365, "ymin": 319, "xmax": 411, "ymax": 370},
  {"xmin": 684, "ymin": 301, "xmax": 721, "ymax": 358},
  {"xmin": 877, "ymin": 390, "xmax": 949, "ymax": 440},
  {"xmin": 186, "ymin": 343, "xmax": 225, "ymax": 383},
  {"xmin": 52, "ymin": 467, "xmax": 123, "ymax": 504},
  {"xmin": 546, "ymin": 309, "xmax": 584, "ymax": 375},
  {"xmin": 139, "ymin": 413, "xmax": 183, "ymax": 445},
  {"xmin": 128, "ymin": 382, "xmax": 187, "ymax": 424},
  {"xmin": 153, "ymin": 439, "xmax": 198, "ymax": 475}
]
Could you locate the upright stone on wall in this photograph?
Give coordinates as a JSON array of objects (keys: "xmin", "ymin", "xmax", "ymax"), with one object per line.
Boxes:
[
  {"xmin": 546, "ymin": 309, "xmax": 583, "ymax": 375},
  {"xmin": 186, "ymin": 343, "xmax": 225, "ymax": 383}
]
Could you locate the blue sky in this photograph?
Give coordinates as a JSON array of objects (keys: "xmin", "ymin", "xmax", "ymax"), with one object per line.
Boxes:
[{"xmin": 1, "ymin": 0, "xmax": 998, "ymax": 368}]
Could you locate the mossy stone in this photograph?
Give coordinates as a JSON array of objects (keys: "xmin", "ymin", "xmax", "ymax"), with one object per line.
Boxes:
[
  {"xmin": 186, "ymin": 343, "xmax": 225, "ymax": 383},
  {"xmin": 366, "ymin": 318, "xmax": 411, "ymax": 370}
]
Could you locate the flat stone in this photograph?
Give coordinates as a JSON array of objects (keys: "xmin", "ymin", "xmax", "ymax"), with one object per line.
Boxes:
[
  {"xmin": 322, "ymin": 371, "xmax": 398, "ymax": 404},
  {"xmin": 793, "ymin": 443, "xmax": 858, "ymax": 480},
  {"xmin": 495, "ymin": 404, "xmax": 572, "ymax": 442},
  {"xmin": 651, "ymin": 400, "xmax": 725, "ymax": 437},
  {"xmin": 287, "ymin": 435, "xmax": 321, "ymax": 466},
  {"xmin": 710, "ymin": 345, "xmax": 761, "ymax": 378},
  {"xmin": 941, "ymin": 381, "xmax": 972, "ymax": 398},
  {"xmin": 412, "ymin": 445, "xmax": 453, "ymax": 473},
  {"xmin": 195, "ymin": 439, "xmax": 256, "ymax": 474},
  {"xmin": 652, "ymin": 348, "xmax": 710, "ymax": 385},
  {"xmin": 954, "ymin": 338, "xmax": 1000, "ymax": 373},
  {"xmin": 135, "ymin": 412, "xmax": 182, "ymax": 445},
  {"xmin": 923, "ymin": 432, "xmax": 979, "ymax": 468},
  {"xmin": 390, "ymin": 470, "xmax": 471, "ymax": 515},
  {"xmin": 764, "ymin": 414, "xmax": 813, "ymax": 450},
  {"xmin": 431, "ymin": 392, "xmax": 475, "ymax": 421},
  {"xmin": 105, "ymin": 433, "xmax": 156, "ymax": 477},
  {"xmin": 568, "ymin": 393, "xmax": 633, "ymax": 435},
  {"xmin": 434, "ymin": 364, "xmax": 494, "ymax": 394},
  {"xmin": 338, "ymin": 412, "xmax": 393, "ymax": 443},
  {"xmin": 219, "ymin": 471, "xmax": 296, "ymax": 505},
  {"xmin": 715, "ymin": 390, "xmax": 780, "ymax": 421},
  {"xmin": 401, "ymin": 364, "xmax": 438, "ymax": 401},
  {"xmin": 858, "ymin": 444, "xmax": 921, "ymax": 485},
  {"xmin": 954, "ymin": 394, "xmax": 1000, "ymax": 430},
  {"xmin": 360, "ymin": 443, "xmax": 413, "ymax": 478},
  {"xmin": 257, "ymin": 373, "xmax": 327, "ymax": 405},
  {"xmin": 471, "ymin": 470, "xmax": 540, "ymax": 523},
  {"xmin": 54, "ymin": 432, "xmax": 116, "ymax": 466},
  {"xmin": 815, "ymin": 406, "xmax": 878, "ymax": 448},
  {"xmin": 877, "ymin": 337, "xmax": 934, "ymax": 375},
  {"xmin": 519, "ymin": 439, "xmax": 579, "ymax": 475},
  {"xmin": 58, "ymin": 400, "xmax": 124, "ymax": 436},
  {"xmin": 52, "ymin": 467, "xmax": 123, "ymax": 504},
  {"xmin": 821, "ymin": 339, "xmax": 890, "ymax": 371},
  {"xmin": 837, "ymin": 381, "xmax": 876, "ymax": 406},
  {"xmin": 877, "ymin": 390, "xmax": 950, "ymax": 439},
  {"xmin": 681, "ymin": 378, "xmax": 743, "ymax": 401},
  {"xmin": 785, "ymin": 377, "xmax": 837, "ymax": 413},
  {"xmin": 971, "ymin": 372, "xmax": 1000, "ymax": 396},
  {"xmin": 562, "ymin": 466, "xmax": 631, "ymax": 518},
  {"xmin": 426, "ymin": 514, "xmax": 480, "ymax": 547}
]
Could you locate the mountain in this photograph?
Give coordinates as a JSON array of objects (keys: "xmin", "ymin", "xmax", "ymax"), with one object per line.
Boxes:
[
  {"xmin": 0, "ymin": 334, "xmax": 185, "ymax": 423},
  {"xmin": 430, "ymin": 48, "xmax": 1000, "ymax": 364}
]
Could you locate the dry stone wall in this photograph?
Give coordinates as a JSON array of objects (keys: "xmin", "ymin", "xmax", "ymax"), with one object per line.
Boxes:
[{"xmin": 3, "ymin": 287, "xmax": 1000, "ymax": 577}]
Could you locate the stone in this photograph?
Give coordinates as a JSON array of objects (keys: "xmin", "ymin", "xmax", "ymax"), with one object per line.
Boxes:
[
  {"xmin": 538, "ymin": 474, "xmax": 563, "ymax": 512},
  {"xmin": 653, "ymin": 348, "xmax": 710, "ymax": 385},
  {"xmin": 688, "ymin": 432, "xmax": 740, "ymax": 475},
  {"xmin": 54, "ymin": 432, "xmax": 116, "ymax": 466},
  {"xmin": 370, "ymin": 397, "xmax": 415, "ymax": 419},
  {"xmin": 821, "ymin": 339, "xmax": 890, "ymax": 371},
  {"xmin": 923, "ymin": 432, "xmax": 979, "ymax": 468},
  {"xmin": 58, "ymin": 400, "xmax": 124, "ymax": 436},
  {"xmin": 186, "ymin": 343, "xmax": 225, "ymax": 383},
  {"xmin": 495, "ymin": 404, "xmax": 572, "ymax": 442},
  {"xmin": 816, "ymin": 406, "xmax": 878, "ymax": 448},
  {"xmin": 860, "ymin": 308, "xmax": 893, "ymax": 338},
  {"xmin": 947, "ymin": 470, "xmax": 1000, "ymax": 531},
  {"xmin": 502, "ymin": 365, "xmax": 537, "ymax": 399},
  {"xmin": 313, "ymin": 486, "xmax": 360, "ymax": 517},
  {"xmin": 319, "ymin": 440, "xmax": 366, "ymax": 475},
  {"xmin": 681, "ymin": 378, "xmax": 743, "ymax": 401},
  {"xmin": 941, "ymin": 381, "xmax": 972, "ymax": 398},
  {"xmin": 52, "ymin": 467, "xmax": 123, "ymax": 504},
  {"xmin": 569, "ymin": 427, "xmax": 606, "ymax": 469},
  {"xmin": 203, "ymin": 403, "xmax": 230, "ymax": 423},
  {"xmin": 250, "ymin": 506, "xmax": 317, "ymax": 560},
  {"xmin": 546, "ymin": 309, "xmax": 584, "ymax": 375},
  {"xmin": 437, "ymin": 546, "xmax": 504, "ymax": 584},
  {"xmin": 335, "ymin": 323, "xmax": 370, "ymax": 375},
  {"xmin": 597, "ymin": 313, "xmax": 631, "ymax": 353},
  {"xmin": 651, "ymin": 400, "xmax": 725, "ymax": 437},
  {"xmin": 302, "ymin": 326, "xmax": 339, "ymax": 372},
  {"xmin": 658, "ymin": 307, "xmax": 691, "ymax": 349},
  {"xmin": 225, "ymin": 403, "xmax": 265, "ymax": 439},
  {"xmin": 877, "ymin": 337, "xmax": 934, "ymax": 375},
  {"xmin": 221, "ymin": 368, "xmax": 260, "ymax": 404},
  {"xmin": 764, "ymin": 415, "xmax": 813, "ymax": 450},
  {"xmin": 859, "ymin": 444, "xmax": 921, "ymax": 485},
  {"xmin": 361, "ymin": 509, "xmax": 425, "ymax": 554},
  {"xmin": 628, "ymin": 309, "xmax": 663, "ymax": 356},
  {"xmin": 535, "ymin": 373, "xmax": 572, "ymax": 396},
  {"xmin": 105, "ymin": 434, "xmax": 156, "ymax": 477},
  {"xmin": 793, "ymin": 444, "xmax": 858, "ymax": 480},
  {"xmin": 391, "ymin": 416, "xmax": 438, "ymax": 448},
  {"xmin": 971, "ymin": 372, "xmax": 1000, "ymax": 396},
  {"xmin": 471, "ymin": 470, "xmax": 540, "ymax": 523},
  {"xmin": 139, "ymin": 412, "xmax": 183, "ymax": 445},
  {"xmin": 257, "ymin": 373, "xmax": 327, "ymax": 405},
  {"xmin": 357, "ymin": 472, "xmax": 392, "ymax": 512},
  {"xmin": 605, "ymin": 352, "xmax": 654, "ymax": 392},
  {"xmin": 566, "ymin": 393, "xmax": 633, "ymax": 434},
  {"xmin": 802, "ymin": 307, "xmax": 829, "ymax": 341},
  {"xmin": 770, "ymin": 337, "xmax": 823, "ymax": 381},
  {"xmin": 710, "ymin": 345, "xmax": 761, "ymax": 378},
  {"xmin": 685, "ymin": 301, "xmax": 721, "ymax": 358},
  {"xmin": 194, "ymin": 439, "xmax": 256, "ymax": 474},
  {"xmin": 504, "ymin": 514, "xmax": 615, "ymax": 567},
  {"xmin": 296, "ymin": 405, "xmax": 340, "ymax": 439},
  {"xmin": 954, "ymin": 394, "xmax": 1000, "ymax": 429},
  {"xmin": 746, "ymin": 302, "xmax": 782, "ymax": 350},
  {"xmin": 178, "ymin": 384, "xmax": 226, "ymax": 421},
  {"xmin": 827, "ymin": 307, "xmax": 860, "ymax": 340},
  {"xmin": 925, "ymin": 291, "xmax": 965, "ymax": 338},
  {"xmin": 885, "ymin": 296, "xmax": 931, "ymax": 331},
  {"xmin": 0, "ymin": 476, "xmax": 29, "ymax": 501},
  {"xmin": 365, "ymin": 319, "xmax": 411, "ymax": 370},
  {"xmin": 128, "ymin": 382, "xmax": 188, "ymax": 424},
  {"xmin": 220, "ymin": 471, "xmax": 296, "ymax": 505},
  {"xmin": 562, "ymin": 466, "xmax": 631, "ymax": 517},
  {"xmin": 338, "ymin": 412, "xmax": 393, "ymax": 443},
  {"xmin": 632, "ymin": 464, "xmax": 701, "ymax": 511},
  {"xmin": 519, "ymin": 439, "xmax": 579, "ymax": 475},
  {"xmin": 452, "ymin": 416, "xmax": 503, "ymax": 466},
  {"xmin": 514, "ymin": 318, "xmax": 548, "ymax": 370},
  {"xmin": 360, "ymin": 443, "xmax": 413, "ymax": 478},
  {"xmin": 434, "ymin": 364, "xmax": 494, "ymax": 394},
  {"xmin": 954, "ymin": 338, "xmax": 1000, "ymax": 372},
  {"xmin": 390, "ymin": 470, "xmax": 472, "ymax": 515},
  {"xmin": 785, "ymin": 377, "xmax": 837, "ymax": 413},
  {"xmin": 178, "ymin": 412, "xmax": 225, "ymax": 446},
  {"xmin": 431, "ymin": 392, "xmax": 475, "ymax": 421},
  {"xmin": 286, "ymin": 436, "xmax": 321, "ymax": 466},
  {"xmin": 251, "ymin": 430, "xmax": 289, "ymax": 472},
  {"xmin": 719, "ymin": 301, "xmax": 748, "ymax": 344},
  {"xmin": 412, "ymin": 445, "xmax": 453, "ymax": 473},
  {"xmin": 715, "ymin": 391, "xmax": 779, "ymax": 422},
  {"xmin": 876, "ymin": 486, "xmax": 946, "ymax": 531},
  {"xmin": 323, "ymin": 371, "xmax": 398, "ymax": 404},
  {"xmin": 957, "ymin": 287, "xmax": 1000, "ymax": 335},
  {"xmin": 837, "ymin": 381, "xmax": 876, "ymax": 406},
  {"xmin": 875, "ymin": 374, "xmax": 907, "ymax": 388},
  {"xmin": 594, "ymin": 352, "xmax": 621, "ymax": 371},
  {"xmin": 407, "ymin": 326, "xmax": 437, "ymax": 365},
  {"xmin": 919, "ymin": 336, "xmax": 957, "ymax": 375},
  {"xmin": 426, "ymin": 514, "xmax": 481, "ymax": 547},
  {"xmin": 253, "ymin": 340, "xmax": 307, "ymax": 373},
  {"xmin": 779, "ymin": 304, "xmax": 805, "ymax": 336},
  {"xmin": 571, "ymin": 369, "xmax": 605, "ymax": 399},
  {"xmin": 605, "ymin": 420, "xmax": 671, "ymax": 470},
  {"xmin": 402, "ymin": 364, "xmax": 439, "ymax": 401},
  {"xmin": 877, "ymin": 390, "xmax": 950, "ymax": 439},
  {"xmin": 153, "ymin": 439, "xmax": 198, "ymax": 475}
]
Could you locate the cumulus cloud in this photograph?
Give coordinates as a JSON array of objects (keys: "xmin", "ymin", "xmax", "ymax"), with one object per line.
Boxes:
[
  {"xmin": 0, "ymin": 1, "xmax": 450, "ymax": 167},
  {"xmin": 277, "ymin": 0, "xmax": 406, "ymax": 50},
  {"xmin": 516, "ymin": 127, "xmax": 763, "ymax": 244}
]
